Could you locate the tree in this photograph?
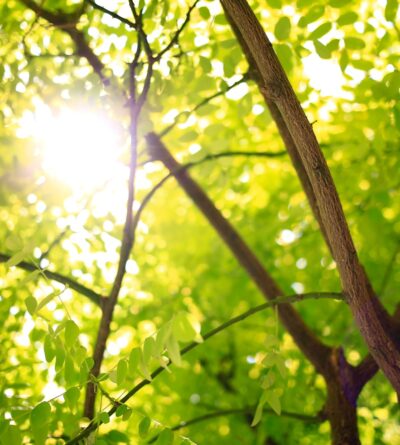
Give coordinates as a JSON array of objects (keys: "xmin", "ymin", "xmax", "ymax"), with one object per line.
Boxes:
[{"xmin": 0, "ymin": 0, "xmax": 399, "ymax": 444}]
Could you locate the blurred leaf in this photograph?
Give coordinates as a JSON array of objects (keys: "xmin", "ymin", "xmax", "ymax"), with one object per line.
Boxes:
[{"xmin": 275, "ymin": 17, "xmax": 291, "ymax": 41}]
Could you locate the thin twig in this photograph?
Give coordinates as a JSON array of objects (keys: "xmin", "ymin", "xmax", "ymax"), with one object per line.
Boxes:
[
  {"xmin": 20, "ymin": 0, "xmax": 108, "ymax": 85},
  {"xmin": 66, "ymin": 292, "xmax": 343, "ymax": 444},
  {"xmin": 154, "ymin": 0, "xmax": 201, "ymax": 62},
  {"xmin": 132, "ymin": 146, "xmax": 287, "ymax": 237},
  {"xmin": 0, "ymin": 253, "xmax": 103, "ymax": 307},
  {"xmin": 83, "ymin": 4, "xmax": 150, "ymax": 419},
  {"xmin": 86, "ymin": 0, "xmax": 136, "ymax": 29},
  {"xmin": 160, "ymin": 74, "xmax": 249, "ymax": 137},
  {"xmin": 147, "ymin": 406, "xmax": 323, "ymax": 442}
]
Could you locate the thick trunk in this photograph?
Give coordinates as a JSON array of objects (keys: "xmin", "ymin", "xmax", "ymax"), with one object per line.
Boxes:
[
  {"xmin": 220, "ymin": 0, "xmax": 400, "ymax": 396},
  {"xmin": 324, "ymin": 349, "xmax": 360, "ymax": 445},
  {"xmin": 325, "ymin": 384, "xmax": 360, "ymax": 445}
]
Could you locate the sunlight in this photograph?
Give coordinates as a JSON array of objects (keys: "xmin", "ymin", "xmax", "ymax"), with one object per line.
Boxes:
[
  {"xmin": 35, "ymin": 105, "xmax": 125, "ymax": 190},
  {"xmin": 302, "ymin": 54, "xmax": 347, "ymax": 98}
]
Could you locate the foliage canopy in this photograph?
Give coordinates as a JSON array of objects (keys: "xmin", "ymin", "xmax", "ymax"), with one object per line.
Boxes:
[{"xmin": 0, "ymin": 0, "xmax": 399, "ymax": 444}]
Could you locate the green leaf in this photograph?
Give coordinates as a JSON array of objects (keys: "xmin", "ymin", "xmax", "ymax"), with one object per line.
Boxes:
[
  {"xmin": 260, "ymin": 370, "xmax": 276, "ymax": 389},
  {"xmin": 179, "ymin": 130, "xmax": 198, "ymax": 143},
  {"xmin": 31, "ymin": 402, "xmax": 51, "ymax": 443},
  {"xmin": 339, "ymin": 50, "xmax": 349, "ymax": 71},
  {"xmin": 154, "ymin": 322, "xmax": 172, "ymax": 357},
  {"xmin": 274, "ymin": 17, "xmax": 291, "ymax": 41},
  {"xmin": 251, "ymin": 390, "xmax": 269, "ymax": 426},
  {"xmin": 44, "ymin": 334, "xmax": 55, "ymax": 362},
  {"xmin": 314, "ymin": 40, "xmax": 332, "ymax": 59},
  {"xmin": 156, "ymin": 429, "xmax": 174, "ymax": 445},
  {"xmin": 36, "ymin": 289, "xmax": 62, "ymax": 312},
  {"xmin": 116, "ymin": 359, "xmax": 128, "ymax": 386},
  {"xmin": 266, "ymin": 0, "xmax": 282, "ymax": 8},
  {"xmin": 19, "ymin": 269, "xmax": 41, "ymax": 286},
  {"xmin": 385, "ymin": 0, "xmax": 398, "ymax": 22},
  {"xmin": 64, "ymin": 357, "xmax": 77, "ymax": 385},
  {"xmin": 329, "ymin": 0, "xmax": 352, "ymax": 6},
  {"xmin": 97, "ymin": 412, "xmax": 110, "ymax": 424},
  {"xmin": 166, "ymin": 333, "xmax": 182, "ymax": 367},
  {"xmin": 24, "ymin": 296, "xmax": 37, "ymax": 315},
  {"xmin": 139, "ymin": 354, "xmax": 152, "ymax": 381},
  {"xmin": 64, "ymin": 387, "xmax": 80, "ymax": 412},
  {"xmin": 298, "ymin": 6, "xmax": 324, "ymax": 27},
  {"xmin": 128, "ymin": 347, "xmax": 141, "ymax": 374},
  {"xmin": 31, "ymin": 402, "xmax": 51, "ymax": 426},
  {"xmin": 275, "ymin": 44, "xmax": 293, "ymax": 73},
  {"xmin": 105, "ymin": 430, "xmax": 129, "ymax": 443},
  {"xmin": 55, "ymin": 343, "xmax": 65, "ymax": 371},
  {"xmin": 143, "ymin": 336, "xmax": 156, "ymax": 364},
  {"xmin": 337, "ymin": 12, "xmax": 358, "ymax": 26},
  {"xmin": 344, "ymin": 37, "xmax": 366, "ymax": 50},
  {"xmin": 0, "ymin": 424, "xmax": 22, "ymax": 445},
  {"xmin": 351, "ymin": 59, "xmax": 374, "ymax": 71},
  {"xmin": 64, "ymin": 320, "xmax": 79, "ymax": 348},
  {"xmin": 115, "ymin": 405, "xmax": 132, "ymax": 421},
  {"xmin": 5, "ymin": 249, "xmax": 29, "ymax": 268},
  {"xmin": 172, "ymin": 312, "xmax": 197, "ymax": 342},
  {"xmin": 309, "ymin": 23, "xmax": 332, "ymax": 40},
  {"xmin": 138, "ymin": 416, "xmax": 151, "ymax": 438},
  {"xmin": 264, "ymin": 389, "xmax": 282, "ymax": 415},
  {"xmin": 198, "ymin": 7, "xmax": 210, "ymax": 20}
]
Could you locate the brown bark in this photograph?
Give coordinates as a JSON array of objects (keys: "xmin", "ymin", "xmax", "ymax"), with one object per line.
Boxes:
[
  {"xmin": 222, "ymin": 6, "xmax": 332, "ymax": 255},
  {"xmin": 146, "ymin": 132, "xmax": 331, "ymax": 370},
  {"xmin": 220, "ymin": 0, "xmax": 400, "ymax": 396},
  {"xmin": 324, "ymin": 349, "xmax": 360, "ymax": 445}
]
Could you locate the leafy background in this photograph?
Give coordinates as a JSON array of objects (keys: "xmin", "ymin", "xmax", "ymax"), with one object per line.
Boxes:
[{"xmin": 0, "ymin": 0, "xmax": 399, "ymax": 443}]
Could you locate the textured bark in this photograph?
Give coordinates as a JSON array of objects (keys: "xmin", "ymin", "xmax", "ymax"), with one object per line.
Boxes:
[
  {"xmin": 220, "ymin": 0, "xmax": 400, "ymax": 396},
  {"xmin": 222, "ymin": 5, "xmax": 332, "ymax": 255},
  {"xmin": 146, "ymin": 133, "xmax": 331, "ymax": 371}
]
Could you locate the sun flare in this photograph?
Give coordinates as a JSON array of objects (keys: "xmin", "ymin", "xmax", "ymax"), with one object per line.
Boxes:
[{"xmin": 35, "ymin": 107, "xmax": 125, "ymax": 190}]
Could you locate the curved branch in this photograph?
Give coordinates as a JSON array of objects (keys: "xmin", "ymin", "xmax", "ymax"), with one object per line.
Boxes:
[
  {"xmin": 0, "ymin": 253, "xmax": 103, "ymax": 307},
  {"xmin": 133, "ymin": 147, "xmax": 287, "ymax": 237},
  {"xmin": 20, "ymin": 0, "xmax": 108, "ymax": 85},
  {"xmin": 160, "ymin": 74, "xmax": 249, "ymax": 137},
  {"xmin": 154, "ymin": 0, "xmax": 201, "ymax": 62},
  {"xmin": 66, "ymin": 292, "xmax": 343, "ymax": 444},
  {"xmin": 86, "ymin": 0, "xmax": 136, "ymax": 29},
  {"xmin": 148, "ymin": 407, "xmax": 324, "ymax": 443}
]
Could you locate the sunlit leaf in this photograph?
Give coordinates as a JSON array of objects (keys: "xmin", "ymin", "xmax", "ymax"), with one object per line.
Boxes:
[
  {"xmin": 156, "ymin": 429, "xmax": 174, "ymax": 445},
  {"xmin": 274, "ymin": 17, "xmax": 291, "ymax": 41},
  {"xmin": 64, "ymin": 320, "xmax": 79, "ymax": 348},
  {"xmin": 138, "ymin": 416, "xmax": 151, "ymax": 438}
]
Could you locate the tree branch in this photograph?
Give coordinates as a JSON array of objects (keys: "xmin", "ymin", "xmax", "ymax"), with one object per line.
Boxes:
[
  {"xmin": 86, "ymin": 0, "xmax": 136, "ymax": 29},
  {"xmin": 66, "ymin": 292, "xmax": 342, "ymax": 444},
  {"xmin": 154, "ymin": 0, "xmax": 201, "ymax": 62},
  {"xmin": 133, "ymin": 147, "xmax": 287, "ymax": 242},
  {"xmin": 221, "ymin": 3, "xmax": 333, "ymax": 256},
  {"xmin": 83, "ymin": 5, "xmax": 148, "ymax": 418},
  {"xmin": 145, "ymin": 133, "xmax": 333, "ymax": 368},
  {"xmin": 220, "ymin": 0, "xmax": 400, "ymax": 397},
  {"xmin": 20, "ymin": 0, "xmax": 108, "ymax": 85},
  {"xmin": 0, "ymin": 253, "xmax": 103, "ymax": 307},
  {"xmin": 160, "ymin": 73, "xmax": 250, "ymax": 137},
  {"xmin": 148, "ymin": 406, "xmax": 324, "ymax": 443}
]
